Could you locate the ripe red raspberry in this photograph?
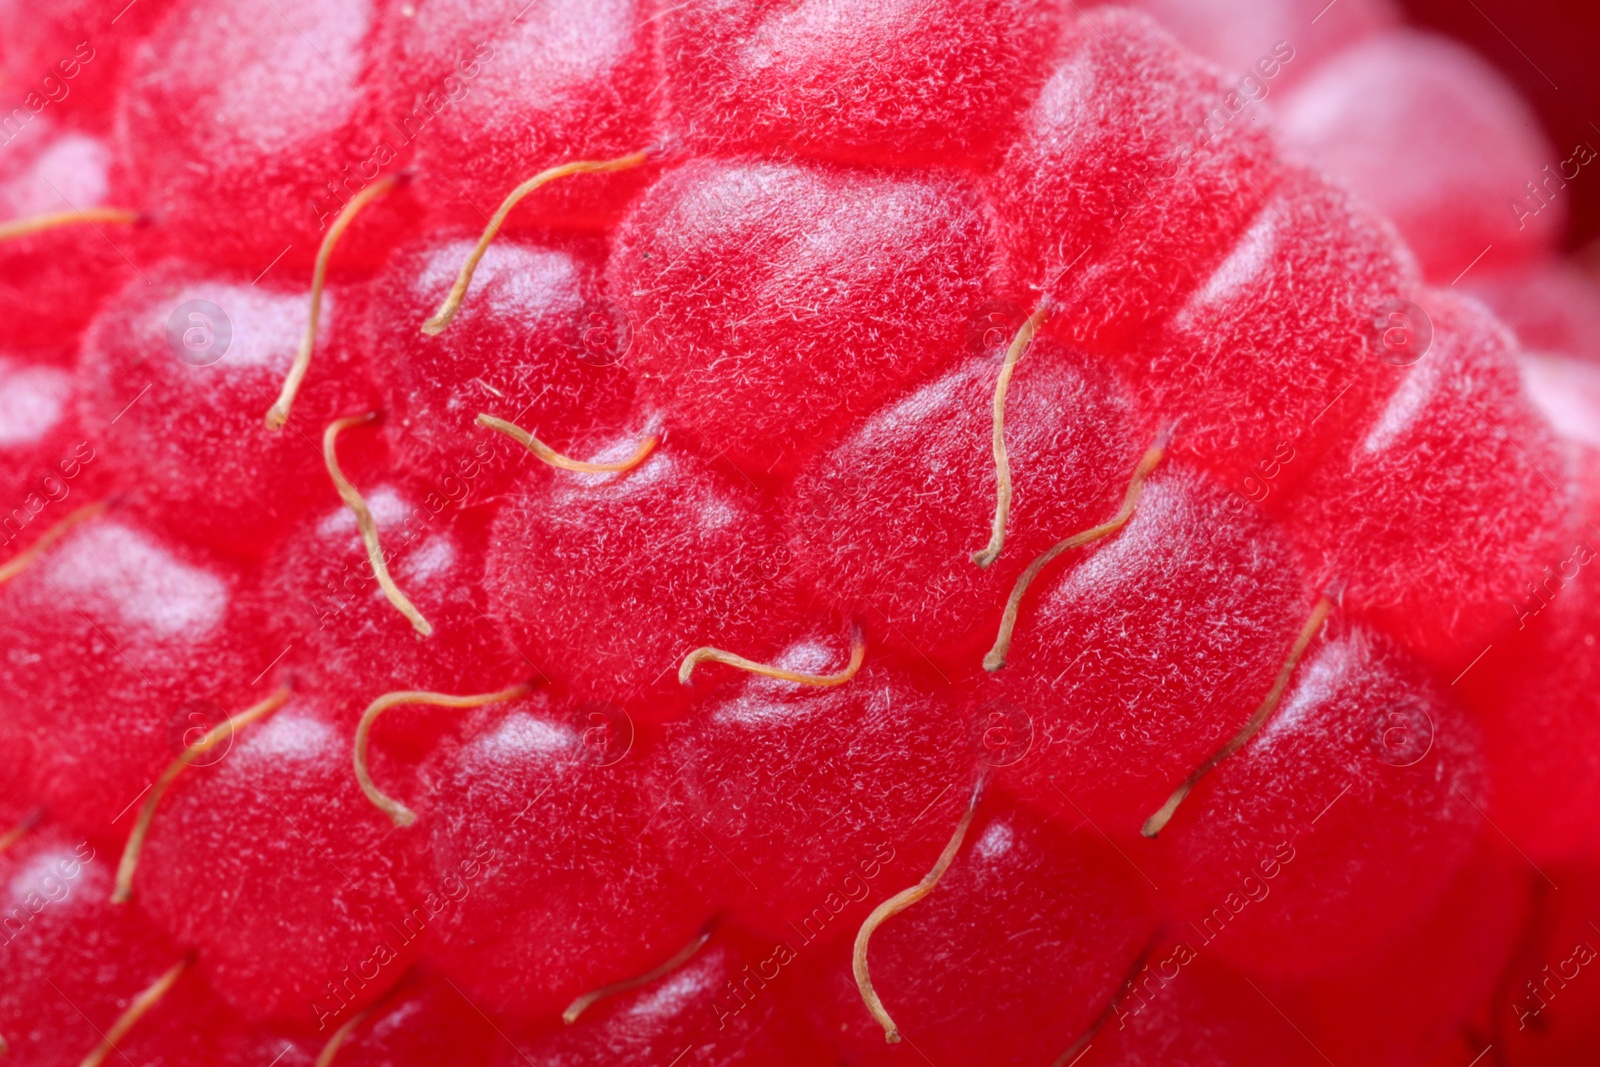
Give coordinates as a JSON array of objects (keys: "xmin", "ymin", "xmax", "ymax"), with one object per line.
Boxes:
[
  {"xmin": 0, "ymin": 124, "xmax": 136, "ymax": 352},
  {"xmin": 382, "ymin": 0, "xmax": 659, "ymax": 234},
  {"xmin": 0, "ymin": 0, "xmax": 1593, "ymax": 1062}
]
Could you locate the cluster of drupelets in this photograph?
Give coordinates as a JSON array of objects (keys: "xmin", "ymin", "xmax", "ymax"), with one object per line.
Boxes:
[{"xmin": 3, "ymin": 0, "xmax": 1600, "ymax": 1064}]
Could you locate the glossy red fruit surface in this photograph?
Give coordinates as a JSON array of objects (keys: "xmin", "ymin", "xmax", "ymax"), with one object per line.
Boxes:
[
  {"xmin": 1157, "ymin": 622, "xmax": 1486, "ymax": 977},
  {"xmin": 0, "ymin": 124, "xmax": 134, "ymax": 351},
  {"xmin": 1283, "ymin": 288, "xmax": 1575, "ymax": 669},
  {"xmin": 608, "ymin": 158, "xmax": 987, "ymax": 480},
  {"xmin": 384, "ymin": 0, "xmax": 659, "ymax": 234},
  {"xmin": 79, "ymin": 262, "xmax": 379, "ymax": 559},
  {"xmin": 802, "ymin": 802, "xmax": 1154, "ymax": 1067},
  {"xmin": 0, "ymin": 354, "xmax": 100, "ymax": 561},
  {"xmin": 133, "ymin": 696, "xmax": 421, "ymax": 1028},
  {"xmin": 988, "ymin": 8, "xmax": 1278, "ymax": 352},
  {"xmin": 1462, "ymin": 447, "xmax": 1600, "ymax": 862},
  {"xmin": 115, "ymin": 0, "xmax": 411, "ymax": 272},
  {"xmin": 661, "ymin": 0, "xmax": 1061, "ymax": 168},
  {"xmin": 410, "ymin": 694, "xmax": 708, "ymax": 1021},
  {"xmin": 1280, "ymin": 29, "xmax": 1560, "ymax": 282},
  {"xmin": 369, "ymin": 232, "xmax": 637, "ymax": 491},
  {"xmin": 1285, "ymin": 838, "xmax": 1530, "ymax": 1067},
  {"xmin": 1119, "ymin": 164, "xmax": 1415, "ymax": 492},
  {"xmin": 0, "ymin": 0, "xmax": 174, "ymax": 129},
  {"xmin": 788, "ymin": 343, "xmax": 1142, "ymax": 673},
  {"xmin": 265, "ymin": 477, "xmax": 526, "ymax": 724},
  {"xmin": 1111, "ymin": 0, "xmax": 1396, "ymax": 87},
  {"xmin": 486, "ymin": 440, "xmax": 791, "ymax": 715},
  {"xmin": 0, "ymin": 0, "xmax": 1593, "ymax": 1060},
  {"xmin": 658, "ymin": 644, "xmax": 974, "ymax": 938},
  {"xmin": 0, "ymin": 826, "xmax": 182, "ymax": 1066},
  {"xmin": 495, "ymin": 929, "xmax": 832, "ymax": 1066},
  {"xmin": 0, "ymin": 512, "xmax": 262, "ymax": 836},
  {"xmin": 997, "ymin": 463, "xmax": 1308, "ymax": 832},
  {"xmin": 1088, "ymin": 949, "xmax": 1322, "ymax": 1067}
]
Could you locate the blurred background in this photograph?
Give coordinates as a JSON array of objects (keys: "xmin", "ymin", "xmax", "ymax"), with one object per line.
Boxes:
[{"xmin": 1404, "ymin": 0, "xmax": 1600, "ymax": 251}]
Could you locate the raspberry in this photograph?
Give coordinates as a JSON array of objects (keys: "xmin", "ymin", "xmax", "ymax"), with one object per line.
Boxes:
[
  {"xmin": 988, "ymin": 8, "xmax": 1277, "ymax": 352},
  {"xmin": 1279, "ymin": 28, "xmax": 1561, "ymax": 282},
  {"xmin": 1156, "ymin": 621, "xmax": 1486, "ymax": 977},
  {"xmin": 660, "ymin": 0, "xmax": 1062, "ymax": 167},
  {"xmin": 801, "ymin": 803, "xmax": 1153, "ymax": 1065},
  {"xmin": 997, "ymin": 464, "xmax": 1308, "ymax": 830},
  {"xmin": 383, "ymin": 0, "xmax": 658, "ymax": 237},
  {"xmin": 657, "ymin": 644, "xmax": 975, "ymax": 938},
  {"xmin": 0, "ymin": 513, "xmax": 261, "ymax": 836},
  {"xmin": 406, "ymin": 694, "xmax": 707, "ymax": 1021},
  {"xmin": 0, "ymin": 0, "xmax": 1592, "ymax": 1061},
  {"xmin": 368, "ymin": 232, "xmax": 636, "ymax": 491},
  {"xmin": 0, "ymin": 124, "xmax": 137, "ymax": 352},
  {"xmin": 788, "ymin": 343, "xmax": 1142, "ymax": 673},
  {"xmin": 79, "ymin": 262, "xmax": 379, "ymax": 559},
  {"xmin": 608, "ymin": 158, "xmax": 987, "ymax": 480},
  {"xmin": 485, "ymin": 440, "xmax": 792, "ymax": 714},
  {"xmin": 115, "ymin": 0, "xmax": 413, "ymax": 272},
  {"xmin": 132, "ymin": 696, "xmax": 423, "ymax": 1027}
]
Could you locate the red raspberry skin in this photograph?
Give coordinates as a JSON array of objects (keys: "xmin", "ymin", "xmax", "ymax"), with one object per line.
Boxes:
[
  {"xmin": 0, "ymin": 827, "xmax": 183, "ymax": 1067},
  {"xmin": 0, "ymin": 354, "xmax": 103, "ymax": 563},
  {"xmin": 607, "ymin": 158, "xmax": 989, "ymax": 482},
  {"xmin": 1282, "ymin": 289, "xmax": 1577, "ymax": 670},
  {"xmin": 1461, "ymin": 447, "xmax": 1600, "ymax": 863},
  {"xmin": 1118, "ymin": 164, "xmax": 1416, "ymax": 494},
  {"xmin": 78, "ymin": 262, "xmax": 380, "ymax": 561},
  {"xmin": 659, "ymin": 0, "xmax": 1061, "ymax": 168},
  {"xmin": 263, "ymin": 477, "xmax": 525, "ymax": 715},
  {"xmin": 134, "ymin": 697, "xmax": 423, "ymax": 1029},
  {"xmin": 986, "ymin": 8, "xmax": 1279, "ymax": 353},
  {"xmin": 1470, "ymin": 261, "xmax": 1600, "ymax": 365},
  {"xmin": 1492, "ymin": 865, "xmax": 1600, "ymax": 1065},
  {"xmin": 367, "ymin": 231, "xmax": 638, "ymax": 493},
  {"xmin": 1113, "ymin": 0, "xmax": 1397, "ymax": 89},
  {"xmin": 410, "ymin": 696, "xmax": 709, "ymax": 1023},
  {"xmin": 485, "ymin": 440, "xmax": 793, "ymax": 718},
  {"xmin": 381, "ymin": 0, "xmax": 660, "ymax": 234},
  {"xmin": 0, "ymin": 125, "xmax": 134, "ymax": 353},
  {"xmin": 1091, "ymin": 950, "xmax": 1325, "ymax": 1067},
  {"xmin": 1156, "ymin": 622, "xmax": 1487, "ymax": 979},
  {"xmin": 0, "ymin": 0, "xmax": 176, "ymax": 129},
  {"xmin": 0, "ymin": 512, "xmax": 263, "ymax": 838},
  {"xmin": 788, "ymin": 341, "xmax": 1143, "ymax": 675},
  {"xmin": 113, "ymin": 0, "xmax": 415, "ymax": 273},
  {"xmin": 494, "ymin": 930, "xmax": 833, "ymax": 1067},
  {"xmin": 998, "ymin": 464, "xmax": 1309, "ymax": 834},
  {"xmin": 1287, "ymin": 840, "xmax": 1532, "ymax": 1067},
  {"xmin": 800, "ymin": 803, "xmax": 1155, "ymax": 1067},
  {"xmin": 1280, "ymin": 29, "xmax": 1561, "ymax": 283},
  {"xmin": 657, "ymin": 645, "xmax": 975, "ymax": 940}
]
